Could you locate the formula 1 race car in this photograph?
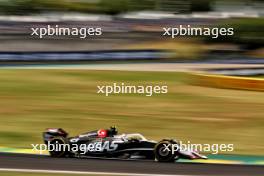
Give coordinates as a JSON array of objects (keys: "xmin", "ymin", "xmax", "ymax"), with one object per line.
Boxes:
[{"xmin": 43, "ymin": 126, "xmax": 207, "ymax": 162}]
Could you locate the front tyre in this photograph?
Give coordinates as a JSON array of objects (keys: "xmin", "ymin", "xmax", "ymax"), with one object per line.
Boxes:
[{"xmin": 154, "ymin": 140, "xmax": 178, "ymax": 162}]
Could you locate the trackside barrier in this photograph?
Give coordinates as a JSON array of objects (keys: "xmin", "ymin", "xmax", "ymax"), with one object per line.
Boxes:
[
  {"xmin": 188, "ymin": 73, "xmax": 264, "ymax": 91},
  {"xmin": 0, "ymin": 50, "xmax": 170, "ymax": 61}
]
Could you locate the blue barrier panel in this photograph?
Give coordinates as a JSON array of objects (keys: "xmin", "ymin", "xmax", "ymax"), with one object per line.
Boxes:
[{"xmin": 0, "ymin": 50, "xmax": 171, "ymax": 61}]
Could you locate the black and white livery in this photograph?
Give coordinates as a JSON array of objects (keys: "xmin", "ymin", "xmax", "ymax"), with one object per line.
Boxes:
[{"xmin": 43, "ymin": 126, "xmax": 207, "ymax": 162}]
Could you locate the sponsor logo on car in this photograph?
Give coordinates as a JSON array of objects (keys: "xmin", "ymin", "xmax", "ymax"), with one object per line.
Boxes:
[{"xmin": 83, "ymin": 141, "xmax": 119, "ymax": 152}]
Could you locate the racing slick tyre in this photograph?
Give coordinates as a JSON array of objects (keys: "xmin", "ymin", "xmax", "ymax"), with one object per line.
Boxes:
[
  {"xmin": 154, "ymin": 139, "xmax": 179, "ymax": 162},
  {"xmin": 48, "ymin": 136, "xmax": 70, "ymax": 158}
]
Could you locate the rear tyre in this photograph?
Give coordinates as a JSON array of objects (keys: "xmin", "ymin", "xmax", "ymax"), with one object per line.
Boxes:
[
  {"xmin": 154, "ymin": 140, "xmax": 178, "ymax": 162},
  {"xmin": 49, "ymin": 136, "xmax": 69, "ymax": 157}
]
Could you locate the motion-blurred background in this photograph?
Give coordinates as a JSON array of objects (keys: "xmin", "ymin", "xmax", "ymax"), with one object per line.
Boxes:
[
  {"xmin": 0, "ymin": 0, "xmax": 263, "ymax": 54},
  {"xmin": 0, "ymin": 0, "xmax": 263, "ymax": 156}
]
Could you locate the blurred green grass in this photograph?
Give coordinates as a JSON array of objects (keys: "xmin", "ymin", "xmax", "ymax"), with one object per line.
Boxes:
[{"xmin": 0, "ymin": 69, "xmax": 263, "ymax": 155}]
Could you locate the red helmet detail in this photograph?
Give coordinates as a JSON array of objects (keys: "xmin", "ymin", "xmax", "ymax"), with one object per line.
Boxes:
[{"xmin": 97, "ymin": 129, "xmax": 107, "ymax": 138}]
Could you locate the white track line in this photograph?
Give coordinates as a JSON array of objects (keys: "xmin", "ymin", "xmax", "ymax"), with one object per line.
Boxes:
[{"xmin": 0, "ymin": 168, "xmax": 192, "ymax": 176}]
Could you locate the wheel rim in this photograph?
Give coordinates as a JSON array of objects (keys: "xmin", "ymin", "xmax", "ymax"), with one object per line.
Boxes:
[{"xmin": 158, "ymin": 146, "xmax": 170, "ymax": 157}]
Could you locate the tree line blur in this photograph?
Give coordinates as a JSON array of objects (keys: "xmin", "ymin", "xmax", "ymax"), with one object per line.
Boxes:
[{"xmin": 0, "ymin": 0, "xmax": 262, "ymax": 15}]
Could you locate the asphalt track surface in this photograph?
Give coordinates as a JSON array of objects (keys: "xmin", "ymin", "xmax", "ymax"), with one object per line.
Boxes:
[{"xmin": 0, "ymin": 153, "xmax": 264, "ymax": 176}]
